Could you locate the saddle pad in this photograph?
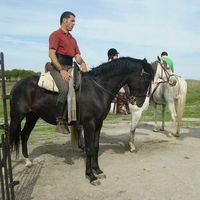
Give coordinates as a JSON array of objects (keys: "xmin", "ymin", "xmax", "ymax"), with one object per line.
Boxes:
[{"xmin": 38, "ymin": 72, "xmax": 59, "ymax": 92}]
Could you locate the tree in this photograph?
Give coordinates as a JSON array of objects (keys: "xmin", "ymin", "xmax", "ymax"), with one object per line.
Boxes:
[{"xmin": 4, "ymin": 69, "xmax": 37, "ymax": 80}]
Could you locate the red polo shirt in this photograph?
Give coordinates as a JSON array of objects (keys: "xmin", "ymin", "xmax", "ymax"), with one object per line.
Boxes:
[{"xmin": 49, "ymin": 28, "xmax": 80, "ymax": 57}]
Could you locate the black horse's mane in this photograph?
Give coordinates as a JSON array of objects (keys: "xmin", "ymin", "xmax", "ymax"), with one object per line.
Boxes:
[{"xmin": 85, "ymin": 57, "xmax": 153, "ymax": 79}]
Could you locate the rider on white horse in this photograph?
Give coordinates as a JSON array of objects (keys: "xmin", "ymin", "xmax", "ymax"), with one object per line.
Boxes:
[{"xmin": 160, "ymin": 51, "xmax": 174, "ymax": 72}]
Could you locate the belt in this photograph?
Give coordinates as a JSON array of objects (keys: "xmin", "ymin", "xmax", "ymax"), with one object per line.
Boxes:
[{"xmin": 56, "ymin": 53, "xmax": 73, "ymax": 66}]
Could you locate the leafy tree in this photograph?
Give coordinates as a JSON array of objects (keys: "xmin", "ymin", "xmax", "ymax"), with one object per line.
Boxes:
[{"xmin": 4, "ymin": 69, "xmax": 37, "ymax": 80}]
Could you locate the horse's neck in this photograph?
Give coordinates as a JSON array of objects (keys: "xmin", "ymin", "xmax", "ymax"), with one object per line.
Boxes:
[
  {"xmin": 97, "ymin": 74, "xmax": 126, "ymax": 96},
  {"xmin": 153, "ymin": 65, "xmax": 161, "ymax": 82}
]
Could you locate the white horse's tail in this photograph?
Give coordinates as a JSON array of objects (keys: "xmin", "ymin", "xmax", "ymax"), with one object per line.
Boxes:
[{"xmin": 176, "ymin": 77, "xmax": 187, "ymax": 135}]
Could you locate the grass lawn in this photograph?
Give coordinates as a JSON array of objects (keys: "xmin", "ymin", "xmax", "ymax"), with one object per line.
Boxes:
[{"xmin": 0, "ymin": 79, "xmax": 200, "ymax": 138}]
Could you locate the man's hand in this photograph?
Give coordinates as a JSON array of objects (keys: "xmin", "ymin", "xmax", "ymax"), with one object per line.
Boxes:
[
  {"xmin": 80, "ymin": 62, "xmax": 88, "ymax": 72},
  {"xmin": 75, "ymin": 54, "xmax": 88, "ymax": 72},
  {"xmin": 60, "ymin": 70, "xmax": 71, "ymax": 81}
]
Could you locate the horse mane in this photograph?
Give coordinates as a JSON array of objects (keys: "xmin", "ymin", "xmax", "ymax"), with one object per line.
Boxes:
[
  {"xmin": 151, "ymin": 59, "xmax": 172, "ymax": 77},
  {"xmin": 151, "ymin": 60, "xmax": 158, "ymax": 75},
  {"xmin": 85, "ymin": 57, "xmax": 154, "ymax": 80}
]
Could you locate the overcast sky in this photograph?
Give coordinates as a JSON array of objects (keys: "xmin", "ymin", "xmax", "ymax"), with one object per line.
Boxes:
[{"xmin": 0, "ymin": 0, "xmax": 200, "ymax": 80}]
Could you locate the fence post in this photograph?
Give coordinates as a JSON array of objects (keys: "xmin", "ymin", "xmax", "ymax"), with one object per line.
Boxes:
[
  {"xmin": 0, "ymin": 52, "xmax": 19, "ymax": 200},
  {"xmin": 0, "ymin": 146, "xmax": 6, "ymax": 200}
]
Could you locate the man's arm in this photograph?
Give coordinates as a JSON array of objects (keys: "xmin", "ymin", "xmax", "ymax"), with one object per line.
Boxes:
[
  {"xmin": 49, "ymin": 49, "xmax": 63, "ymax": 71},
  {"xmin": 75, "ymin": 54, "xmax": 88, "ymax": 72},
  {"xmin": 49, "ymin": 49, "xmax": 71, "ymax": 81}
]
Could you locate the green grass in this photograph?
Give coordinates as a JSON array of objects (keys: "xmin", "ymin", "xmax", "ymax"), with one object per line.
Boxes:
[
  {"xmin": 184, "ymin": 80, "xmax": 200, "ymax": 118},
  {"xmin": 0, "ymin": 79, "xmax": 200, "ymax": 125},
  {"xmin": 0, "ymin": 79, "xmax": 199, "ymax": 144},
  {"xmin": 105, "ymin": 79, "xmax": 200, "ymax": 123}
]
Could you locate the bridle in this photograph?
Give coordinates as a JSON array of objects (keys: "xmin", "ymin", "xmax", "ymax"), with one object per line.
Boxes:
[
  {"xmin": 151, "ymin": 60, "xmax": 177, "ymax": 96},
  {"xmin": 89, "ymin": 69, "xmax": 152, "ymax": 105},
  {"xmin": 157, "ymin": 60, "xmax": 172, "ymax": 81}
]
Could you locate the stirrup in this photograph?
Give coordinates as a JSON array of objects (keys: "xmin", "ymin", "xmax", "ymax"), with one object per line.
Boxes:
[{"xmin": 55, "ymin": 119, "xmax": 70, "ymax": 134}]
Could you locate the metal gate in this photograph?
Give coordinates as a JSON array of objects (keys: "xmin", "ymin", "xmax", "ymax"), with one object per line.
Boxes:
[{"xmin": 0, "ymin": 52, "xmax": 19, "ymax": 200}]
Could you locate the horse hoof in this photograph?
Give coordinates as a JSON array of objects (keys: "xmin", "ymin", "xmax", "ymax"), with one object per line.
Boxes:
[
  {"xmin": 130, "ymin": 148, "xmax": 137, "ymax": 153},
  {"xmin": 91, "ymin": 179, "xmax": 101, "ymax": 186},
  {"xmin": 160, "ymin": 128, "xmax": 164, "ymax": 131},
  {"xmin": 25, "ymin": 158, "xmax": 33, "ymax": 167},
  {"xmin": 167, "ymin": 132, "xmax": 173, "ymax": 137},
  {"xmin": 153, "ymin": 128, "xmax": 159, "ymax": 132},
  {"xmin": 97, "ymin": 173, "xmax": 106, "ymax": 179},
  {"xmin": 174, "ymin": 133, "xmax": 180, "ymax": 137}
]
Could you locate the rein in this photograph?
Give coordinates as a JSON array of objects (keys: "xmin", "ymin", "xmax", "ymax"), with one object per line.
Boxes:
[
  {"xmin": 89, "ymin": 70, "xmax": 152, "ymax": 105},
  {"xmin": 158, "ymin": 60, "xmax": 174, "ymax": 81},
  {"xmin": 152, "ymin": 60, "xmax": 176, "ymax": 96},
  {"xmin": 89, "ymin": 77, "xmax": 130, "ymax": 103}
]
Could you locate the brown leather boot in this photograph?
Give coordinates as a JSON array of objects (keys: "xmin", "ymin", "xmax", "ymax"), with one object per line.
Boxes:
[{"xmin": 55, "ymin": 118, "xmax": 70, "ymax": 134}]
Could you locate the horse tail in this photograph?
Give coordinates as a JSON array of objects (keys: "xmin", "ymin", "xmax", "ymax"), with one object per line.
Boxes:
[
  {"xmin": 176, "ymin": 77, "xmax": 187, "ymax": 135},
  {"xmin": 9, "ymin": 90, "xmax": 24, "ymax": 158},
  {"xmin": 9, "ymin": 119, "xmax": 21, "ymax": 158},
  {"xmin": 70, "ymin": 125, "xmax": 79, "ymax": 148}
]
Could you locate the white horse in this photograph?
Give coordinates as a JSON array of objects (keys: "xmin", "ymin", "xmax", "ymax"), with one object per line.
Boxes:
[{"xmin": 128, "ymin": 59, "xmax": 187, "ymax": 152}]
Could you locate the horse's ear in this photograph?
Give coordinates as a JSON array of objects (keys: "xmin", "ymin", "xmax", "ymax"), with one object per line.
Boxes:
[{"xmin": 143, "ymin": 58, "xmax": 147, "ymax": 63}]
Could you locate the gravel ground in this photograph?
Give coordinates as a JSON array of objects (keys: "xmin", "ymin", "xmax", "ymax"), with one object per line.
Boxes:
[{"xmin": 11, "ymin": 121, "xmax": 200, "ymax": 200}]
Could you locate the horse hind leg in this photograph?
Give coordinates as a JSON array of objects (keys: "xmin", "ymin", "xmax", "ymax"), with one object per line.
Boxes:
[
  {"xmin": 160, "ymin": 104, "xmax": 166, "ymax": 131},
  {"xmin": 152, "ymin": 103, "xmax": 160, "ymax": 132},
  {"xmin": 168, "ymin": 102, "xmax": 177, "ymax": 136},
  {"xmin": 21, "ymin": 112, "xmax": 39, "ymax": 167}
]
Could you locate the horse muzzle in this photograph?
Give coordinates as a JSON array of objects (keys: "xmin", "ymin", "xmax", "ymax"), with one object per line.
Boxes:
[{"xmin": 169, "ymin": 75, "xmax": 177, "ymax": 87}]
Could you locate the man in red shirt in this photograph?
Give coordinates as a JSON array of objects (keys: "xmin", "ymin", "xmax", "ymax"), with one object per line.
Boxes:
[{"xmin": 49, "ymin": 11, "xmax": 88, "ymax": 134}]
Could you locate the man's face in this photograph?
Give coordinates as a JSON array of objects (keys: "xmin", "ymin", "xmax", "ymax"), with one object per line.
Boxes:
[
  {"xmin": 113, "ymin": 54, "xmax": 118, "ymax": 60},
  {"xmin": 64, "ymin": 15, "xmax": 75, "ymax": 31}
]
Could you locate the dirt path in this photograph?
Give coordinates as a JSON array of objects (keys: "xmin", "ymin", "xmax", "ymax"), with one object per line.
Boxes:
[{"xmin": 12, "ymin": 121, "xmax": 200, "ymax": 200}]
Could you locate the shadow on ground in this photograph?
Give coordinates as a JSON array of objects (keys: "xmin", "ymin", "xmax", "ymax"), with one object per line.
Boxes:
[{"xmin": 14, "ymin": 160, "xmax": 44, "ymax": 200}]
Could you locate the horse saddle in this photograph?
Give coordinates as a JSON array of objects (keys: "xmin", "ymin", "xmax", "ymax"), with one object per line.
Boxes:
[
  {"xmin": 38, "ymin": 62, "xmax": 81, "ymax": 92},
  {"xmin": 38, "ymin": 62, "xmax": 82, "ymax": 123}
]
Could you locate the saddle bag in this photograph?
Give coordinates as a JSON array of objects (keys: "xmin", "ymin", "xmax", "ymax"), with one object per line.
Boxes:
[{"xmin": 38, "ymin": 72, "xmax": 59, "ymax": 92}]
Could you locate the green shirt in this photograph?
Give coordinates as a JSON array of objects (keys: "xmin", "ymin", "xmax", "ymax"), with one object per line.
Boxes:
[{"xmin": 161, "ymin": 55, "xmax": 174, "ymax": 72}]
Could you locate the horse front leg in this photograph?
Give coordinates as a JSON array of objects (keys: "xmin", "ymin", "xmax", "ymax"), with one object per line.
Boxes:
[
  {"xmin": 83, "ymin": 121, "xmax": 100, "ymax": 185},
  {"xmin": 129, "ymin": 97, "xmax": 150, "ymax": 152},
  {"xmin": 92, "ymin": 122, "xmax": 106, "ymax": 179},
  {"xmin": 129, "ymin": 113, "xmax": 143, "ymax": 152},
  {"xmin": 129, "ymin": 105, "xmax": 137, "ymax": 152},
  {"xmin": 75, "ymin": 125, "xmax": 85, "ymax": 151},
  {"xmin": 129, "ymin": 128, "xmax": 136, "ymax": 152}
]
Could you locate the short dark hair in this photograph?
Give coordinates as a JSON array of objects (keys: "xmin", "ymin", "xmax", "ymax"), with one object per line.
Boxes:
[
  {"xmin": 60, "ymin": 11, "xmax": 75, "ymax": 25},
  {"xmin": 107, "ymin": 48, "xmax": 119, "ymax": 58},
  {"xmin": 161, "ymin": 51, "xmax": 168, "ymax": 56}
]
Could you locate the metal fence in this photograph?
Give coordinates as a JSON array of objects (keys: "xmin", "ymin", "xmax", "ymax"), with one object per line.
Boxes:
[{"xmin": 0, "ymin": 52, "xmax": 19, "ymax": 200}]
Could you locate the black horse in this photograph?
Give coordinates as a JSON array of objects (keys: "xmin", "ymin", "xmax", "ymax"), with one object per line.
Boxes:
[{"xmin": 9, "ymin": 57, "xmax": 154, "ymax": 185}]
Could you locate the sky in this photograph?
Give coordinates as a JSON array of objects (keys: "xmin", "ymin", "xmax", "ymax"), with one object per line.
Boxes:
[{"xmin": 0, "ymin": 0, "xmax": 200, "ymax": 80}]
